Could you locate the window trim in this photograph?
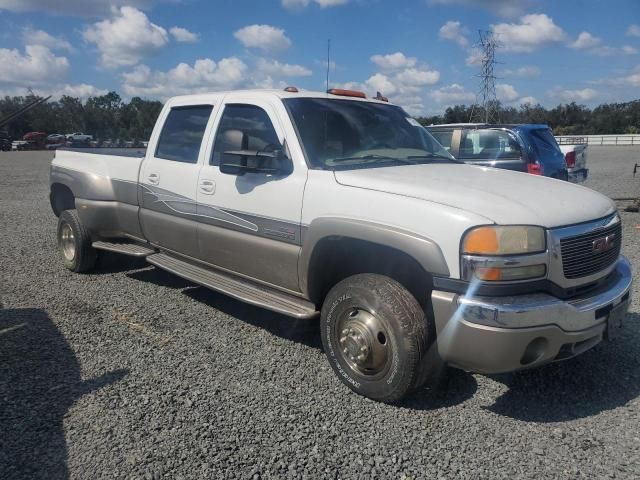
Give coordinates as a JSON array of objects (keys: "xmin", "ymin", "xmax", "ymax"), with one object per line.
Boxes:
[
  {"xmin": 209, "ymin": 103, "xmax": 281, "ymax": 167},
  {"xmin": 154, "ymin": 104, "xmax": 214, "ymax": 164},
  {"xmin": 458, "ymin": 127, "xmax": 524, "ymax": 161}
]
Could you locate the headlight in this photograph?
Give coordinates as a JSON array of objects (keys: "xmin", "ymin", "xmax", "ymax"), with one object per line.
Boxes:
[
  {"xmin": 461, "ymin": 225, "xmax": 547, "ymax": 282},
  {"xmin": 462, "ymin": 226, "xmax": 545, "ymax": 255}
]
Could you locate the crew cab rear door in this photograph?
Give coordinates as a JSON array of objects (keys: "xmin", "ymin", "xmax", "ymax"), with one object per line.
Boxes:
[
  {"xmin": 196, "ymin": 95, "xmax": 306, "ymax": 292},
  {"xmin": 139, "ymin": 101, "xmax": 216, "ymax": 257}
]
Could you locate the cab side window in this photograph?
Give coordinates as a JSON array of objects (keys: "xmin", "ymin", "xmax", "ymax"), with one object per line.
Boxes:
[
  {"xmin": 155, "ymin": 105, "xmax": 213, "ymax": 163},
  {"xmin": 211, "ymin": 104, "xmax": 280, "ymax": 168}
]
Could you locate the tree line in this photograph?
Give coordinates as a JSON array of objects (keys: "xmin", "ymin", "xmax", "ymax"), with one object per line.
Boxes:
[
  {"xmin": 417, "ymin": 99, "xmax": 640, "ymax": 135},
  {"xmin": 0, "ymin": 92, "xmax": 162, "ymax": 142},
  {"xmin": 1, "ymin": 91, "xmax": 639, "ymax": 141}
]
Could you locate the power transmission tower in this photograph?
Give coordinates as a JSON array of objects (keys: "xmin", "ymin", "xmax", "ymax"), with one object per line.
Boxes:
[{"xmin": 469, "ymin": 30, "xmax": 500, "ymax": 124}]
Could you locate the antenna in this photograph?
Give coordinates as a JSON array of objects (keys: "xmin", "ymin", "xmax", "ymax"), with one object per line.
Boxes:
[
  {"xmin": 325, "ymin": 39, "xmax": 331, "ymax": 92},
  {"xmin": 469, "ymin": 30, "xmax": 501, "ymax": 124}
]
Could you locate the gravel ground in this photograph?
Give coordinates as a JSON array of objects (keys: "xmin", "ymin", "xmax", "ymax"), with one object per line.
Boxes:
[{"xmin": 0, "ymin": 149, "xmax": 639, "ymax": 479}]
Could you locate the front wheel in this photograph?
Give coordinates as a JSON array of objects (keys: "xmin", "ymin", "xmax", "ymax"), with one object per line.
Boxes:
[
  {"xmin": 57, "ymin": 210, "xmax": 96, "ymax": 273},
  {"xmin": 320, "ymin": 274, "xmax": 432, "ymax": 403}
]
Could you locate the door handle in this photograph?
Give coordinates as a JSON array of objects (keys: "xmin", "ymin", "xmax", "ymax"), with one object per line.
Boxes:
[
  {"xmin": 199, "ymin": 179, "xmax": 216, "ymax": 195},
  {"xmin": 147, "ymin": 173, "xmax": 160, "ymax": 185}
]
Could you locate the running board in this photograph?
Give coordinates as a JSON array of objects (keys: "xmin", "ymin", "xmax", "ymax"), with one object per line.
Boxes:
[
  {"xmin": 146, "ymin": 253, "xmax": 318, "ymax": 319},
  {"xmin": 92, "ymin": 240, "xmax": 156, "ymax": 257}
]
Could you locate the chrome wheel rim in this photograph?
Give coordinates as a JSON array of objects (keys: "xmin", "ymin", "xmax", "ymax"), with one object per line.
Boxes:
[
  {"xmin": 337, "ymin": 308, "xmax": 390, "ymax": 377},
  {"xmin": 60, "ymin": 223, "xmax": 76, "ymax": 261}
]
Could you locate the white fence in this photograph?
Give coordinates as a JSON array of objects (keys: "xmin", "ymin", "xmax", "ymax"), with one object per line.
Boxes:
[{"xmin": 555, "ymin": 135, "xmax": 640, "ymax": 146}]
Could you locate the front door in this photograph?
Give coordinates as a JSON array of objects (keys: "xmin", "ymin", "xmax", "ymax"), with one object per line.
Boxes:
[
  {"xmin": 196, "ymin": 98, "xmax": 306, "ymax": 293},
  {"xmin": 139, "ymin": 104, "xmax": 214, "ymax": 257}
]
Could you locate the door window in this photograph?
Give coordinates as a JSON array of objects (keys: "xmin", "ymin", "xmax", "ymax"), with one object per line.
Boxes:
[
  {"xmin": 155, "ymin": 105, "xmax": 213, "ymax": 163},
  {"xmin": 460, "ymin": 129, "xmax": 522, "ymax": 161},
  {"xmin": 211, "ymin": 104, "xmax": 280, "ymax": 168}
]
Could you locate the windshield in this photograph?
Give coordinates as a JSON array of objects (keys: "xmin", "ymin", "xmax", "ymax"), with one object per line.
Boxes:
[{"xmin": 284, "ymin": 98, "xmax": 456, "ymax": 170}]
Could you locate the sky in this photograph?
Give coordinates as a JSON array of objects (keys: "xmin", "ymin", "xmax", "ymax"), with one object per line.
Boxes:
[{"xmin": 1, "ymin": 0, "xmax": 639, "ymax": 116}]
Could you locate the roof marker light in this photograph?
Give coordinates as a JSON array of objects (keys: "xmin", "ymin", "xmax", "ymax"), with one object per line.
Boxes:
[
  {"xmin": 327, "ymin": 88, "xmax": 366, "ymax": 98},
  {"xmin": 284, "ymin": 86, "xmax": 299, "ymax": 93}
]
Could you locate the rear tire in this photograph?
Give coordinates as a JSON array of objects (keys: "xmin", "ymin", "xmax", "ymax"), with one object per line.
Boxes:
[
  {"xmin": 57, "ymin": 210, "xmax": 96, "ymax": 273},
  {"xmin": 320, "ymin": 273, "xmax": 432, "ymax": 403}
]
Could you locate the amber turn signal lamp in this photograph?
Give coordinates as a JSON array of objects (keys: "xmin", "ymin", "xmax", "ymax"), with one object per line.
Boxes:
[{"xmin": 463, "ymin": 227, "xmax": 499, "ymax": 254}]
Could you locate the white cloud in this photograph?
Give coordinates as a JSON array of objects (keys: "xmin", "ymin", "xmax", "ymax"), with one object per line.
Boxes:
[
  {"xmin": 0, "ymin": 0, "xmax": 153, "ymax": 16},
  {"xmin": 622, "ymin": 45, "xmax": 638, "ymax": 55},
  {"xmin": 83, "ymin": 6, "xmax": 169, "ymax": 68},
  {"xmin": 429, "ymin": 83, "xmax": 475, "ymax": 105},
  {"xmin": 492, "ymin": 14, "xmax": 566, "ymax": 52},
  {"xmin": 570, "ymin": 31, "xmax": 601, "ymax": 49},
  {"xmin": 627, "ymin": 24, "xmax": 640, "ymax": 37},
  {"xmin": 503, "ymin": 65, "xmax": 540, "ymax": 77},
  {"xmin": 394, "ymin": 67, "xmax": 440, "ymax": 86},
  {"xmin": 256, "ymin": 58, "xmax": 312, "ymax": 77},
  {"xmin": 549, "ymin": 87, "xmax": 598, "ymax": 103},
  {"xmin": 518, "ymin": 96, "xmax": 538, "ymax": 105},
  {"xmin": 121, "ymin": 57, "xmax": 248, "ymax": 98},
  {"xmin": 281, "ymin": 0, "xmax": 347, "ymax": 8},
  {"xmin": 439, "ymin": 21, "xmax": 469, "ymax": 47},
  {"xmin": 370, "ymin": 52, "xmax": 417, "ymax": 71},
  {"xmin": 22, "ymin": 27, "xmax": 73, "ymax": 51},
  {"xmin": 170, "ymin": 26, "xmax": 198, "ymax": 43},
  {"xmin": 465, "ymin": 47, "xmax": 483, "ymax": 66},
  {"xmin": 597, "ymin": 68, "xmax": 640, "ymax": 88},
  {"xmin": 365, "ymin": 73, "xmax": 398, "ymax": 96},
  {"xmin": 0, "ymin": 45, "xmax": 68, "ymax": 87},
  {"xmin": 427, "ymin": 0, "xmax": 534, "ymax": 18},
  {"xmin": 234, "ymin": 24, "xmax": 291, "ymax": 53},
  {"xmin": 496, "ymin": 83, "xmax": 519, "ymax": 102}
]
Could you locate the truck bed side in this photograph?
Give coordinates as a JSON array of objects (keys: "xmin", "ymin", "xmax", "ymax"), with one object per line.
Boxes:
[{"xmin": 50, "ymin": 149, "xmax": 146, "ymax": 241}]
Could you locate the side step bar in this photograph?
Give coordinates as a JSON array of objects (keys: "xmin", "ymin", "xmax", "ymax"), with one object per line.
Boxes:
[
  {"xmin": 146, "ymin": 253, "xmax": 319, "ymax": 319},
  {"xmin": 92, "ymin": 240, "xmax": 156, "ymax": 257}
]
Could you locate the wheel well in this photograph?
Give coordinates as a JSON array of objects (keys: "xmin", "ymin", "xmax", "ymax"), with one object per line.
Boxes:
[
  {"xmin": 307, "ymin": 237, "xmax": 433, "ymax": 308},
  {"xmin": 50, "ymin": 183, "xmax": 75, "ymax": 217}
]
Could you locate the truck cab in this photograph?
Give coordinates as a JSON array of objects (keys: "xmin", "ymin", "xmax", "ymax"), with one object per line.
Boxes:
[{"xmin": 50, "ymin": 88, "xmax": 632, "ymax": 403}]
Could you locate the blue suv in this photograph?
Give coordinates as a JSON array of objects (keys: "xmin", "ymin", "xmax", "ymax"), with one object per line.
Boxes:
[{"xmin": 426, "ymin": 123, "xmax": 568, "ymax": 180}]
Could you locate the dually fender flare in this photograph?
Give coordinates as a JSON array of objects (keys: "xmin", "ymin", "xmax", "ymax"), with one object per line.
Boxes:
[{"xmin": 298, "ymin": 217, "xmax": 450, "ymax": 296}]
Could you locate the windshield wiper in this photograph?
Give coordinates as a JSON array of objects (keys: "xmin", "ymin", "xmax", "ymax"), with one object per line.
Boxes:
[
  {"xmin": 330, "ymin": 154, "xmax": 416, "ymax": 164},
  {"xmin": 406, "ymin": 153, "xmax": 461, "ymax": 163}
]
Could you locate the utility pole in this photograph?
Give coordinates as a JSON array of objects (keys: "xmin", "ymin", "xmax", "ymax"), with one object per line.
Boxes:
[{"xmin": 469, "ymin": 30, "xmax": 500, "ymax": 124}]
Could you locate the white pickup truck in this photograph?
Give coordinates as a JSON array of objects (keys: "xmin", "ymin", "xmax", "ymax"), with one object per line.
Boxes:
[
  {"xmin": 66, "ymin": 132, "xmax": 93, "ymax": 143},
  {"xmin": 50, "ymin": 88, "xmax": 632, "ymax": 403}
]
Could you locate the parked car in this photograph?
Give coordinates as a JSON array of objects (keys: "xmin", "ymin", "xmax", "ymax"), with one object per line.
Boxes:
[
  {"xmin": 21, "ymin": 131, "xmax": 47, "ymax": 150},
  {"xmin": 46, "ymin": 133, "xmax": 68, "ymax": 150},
  {"xmin": 557, "ymin": 136, "xmax": 589, "ymax": 183},
  {"xmin": 0, "ymin": 130, "xmax": 11, "ymax": 151},
  {"xmin": 427, "ymin": 123, "xmax": 568, "ymax": 180},
  {"xmin": 66, "ymin": 132, "xmax": 93, "ymax": 144},
  {"xmin": 49, "ymin": 88, "xmax": 632, "ymax": 403}
]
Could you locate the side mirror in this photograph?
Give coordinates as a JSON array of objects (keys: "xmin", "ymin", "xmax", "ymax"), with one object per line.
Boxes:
[{"xmin": 220, "ymin": 146, "xmax": 292, "ymax": 176}]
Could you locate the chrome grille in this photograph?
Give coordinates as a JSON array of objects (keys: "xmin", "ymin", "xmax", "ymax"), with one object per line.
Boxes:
[{"xmin": 560, "ymin": 221, "xmax": 621, "ymax": 279}]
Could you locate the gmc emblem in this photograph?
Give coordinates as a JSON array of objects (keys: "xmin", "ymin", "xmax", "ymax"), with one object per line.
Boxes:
[{"xmin": 592, "ymin": 234, "xmax": 616, "ymax": 254}]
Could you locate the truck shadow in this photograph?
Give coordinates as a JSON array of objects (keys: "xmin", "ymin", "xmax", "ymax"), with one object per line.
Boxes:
[
  {"xmin": 485, "ymin": 312, "xmax": 640, "ymax": 422},
  {"xmin": 0, "ymin": 308, "xmax": 128, "ymax": 479},
  {"xmin": 183, "ymin": 286, "xmax": 323, "ymax": 350}
]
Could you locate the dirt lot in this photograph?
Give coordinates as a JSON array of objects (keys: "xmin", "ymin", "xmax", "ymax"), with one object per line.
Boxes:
[{"xmin": 1, "ymin": 149, "xmax": 639, "ymax": 479}]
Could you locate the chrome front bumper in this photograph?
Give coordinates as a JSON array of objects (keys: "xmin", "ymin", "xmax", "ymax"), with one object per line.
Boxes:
[{"xmin": 431, "ymin": 256, "xmax": 633, "ymax": 374}]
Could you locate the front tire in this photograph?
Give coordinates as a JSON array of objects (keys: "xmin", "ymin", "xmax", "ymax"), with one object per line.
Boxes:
[
  {"xmin": 57, "ymin": 210, "xmax": 96, "ymax": 273},
  {"xmin": 320, "ymin": 274, "xmax": 431, "ymax": 403}
]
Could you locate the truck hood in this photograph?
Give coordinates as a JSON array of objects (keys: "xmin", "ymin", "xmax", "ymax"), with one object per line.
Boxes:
[{"xmin": 333, "ymin": 164, "xmax": 615, "ymax": 228}]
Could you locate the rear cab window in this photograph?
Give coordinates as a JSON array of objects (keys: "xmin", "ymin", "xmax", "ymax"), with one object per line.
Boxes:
[
  {"xmin": 155, "ymin": 105, "xmax": 213, "ymax": 163},
  {"xmin": 529, "ymin": 128, "xmax": 562, "ymax": 157},
  {"xmin": 430, "ymin": 129, "xmax": 454, "ymax": 152}
]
